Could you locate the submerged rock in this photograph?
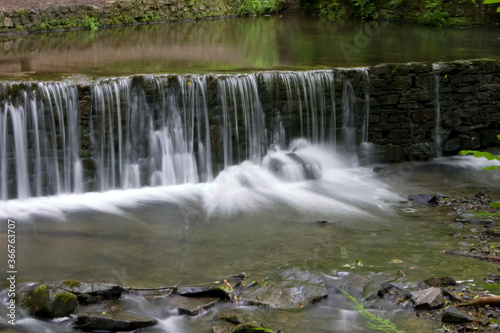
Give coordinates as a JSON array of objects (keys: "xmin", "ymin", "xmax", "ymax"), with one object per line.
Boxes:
[
  {"xmin": 17, "ymin": 283, "xmax": 78, "ymax": 319},
  {"xmin": 238, "ymin": 267, "xmax": 327, "ymax": 309},
  {"xmin": 214, "ymin": 308, "xmax": 260, "ymax": 325},
  {"xmin": 74, "ymin": 312, "xmax": 157, "ymax": 331},
  {"xmin": 424, "ymin": 276, "xmax": 456, "ymax": 288},
  {"xmin": 212, "ymin": 308, "xmax": 276, "ymax": 333},
  {"xmin": 455, "ymin": 213, "xmax": 495, "ymax": 225}
]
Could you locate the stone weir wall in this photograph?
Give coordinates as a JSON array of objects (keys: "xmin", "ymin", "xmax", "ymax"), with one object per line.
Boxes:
[
  {"xmin": 366, "ymin": 58, "xmax": 500, "ymax": 162},
  {"xmin": 0, "ymin": 0, "xmax": 236, "ymax": 34},
  {"xmin": 71, "ymin": 58, "xmax": 499, "ymax": 165},
  {"xmin": 1, "ymin": 58, "xmax": 500, "ymax": 199}
]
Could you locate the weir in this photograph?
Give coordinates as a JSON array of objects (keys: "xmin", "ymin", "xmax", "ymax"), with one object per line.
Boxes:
[{"xmin": 1, "ymin": 59, "xmax": 500, "ymax": 200}]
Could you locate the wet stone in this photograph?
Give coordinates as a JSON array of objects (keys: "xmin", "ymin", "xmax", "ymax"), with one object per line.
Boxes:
[
  {"xmin": 74, "ymin": 312, "xmax": 157, "ymax": 331},
  {"xmin": 166, "ymin": 295, "xmax": 219, "ymax": 316},
  {"xmin": 424, "ymin": 276, "xmax": 456, "ymax": 288},
  {"xmin": 441, "ymin": 306, "xmax": 475, "ymax": 323},
  {"xmin": 238, "ymin": 267, "xmax": 327, "ymax": 309},
  {"xmin": 214, "ymin": 308, "xmax": 259, "ymax": 325},
  {"xmin": 410, "ymin": 287, "xmax": 444, "ymax": 310},
  {"xmin": 408, "ymin": 194, "xmax": 435, "ymax": 205},
  {"xmin": 454, "ymin": 213, "xmax": 495, "ymax": 225},
  {"xmin": 17, "ymin": 283, "xmax": 78, "ymax": 319},
  {"xmin": 52, "ymin": 280, "xmax": 123, "ymax": 304}
]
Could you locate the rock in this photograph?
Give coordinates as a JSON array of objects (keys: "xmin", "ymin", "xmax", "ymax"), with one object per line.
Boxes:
[
  {"xmin": 410, "ymin": 287, "xmax": 444, "ymax": 310},
  {"xmin": 212, "ymin": 308, "xmax": 274, "ymax": 333},
  {"xmin": 73, "ymin": 312, "xmax": 157, "ymax": 331},
  {"xmin": 424, "ymin": 277, "xmax": 456, "ymax": 288},
  {"xmin": 238, "ymin": 267, "xmax": 327, "ymax": 309},
  {"xmin": 52, "ymin": 280, "xmax": 123, "ymax": 304},
  {"xmin": 441, "ymin": 306, "xmax": 475, "ymax": 323},
  {"xmin": 408, "ymin": 193, "xmax": 452, "ymax": 206},
  {"xmin": 486, "ymin": 274, "xmax": 500, "ymax": 283},
  {"xmin": 167, "ymin": 295, "xmax": 219, "ymax": 316},
  {"xmin": 408, "ymin": 194, "xmax": 435, "ymax": 205},
  {"xmin": 232, "ymin": 322, "xmax": 272, "ymax": 333},
  {"xmin": 372, "ymin": 166, "xmax": 388, "ymax": 174},
  {"xmin": 4, "ymin": 17, "xmax": 14, "ymax": 27},
  {"xmin": 175, "ymin": 273, "xmax": 245, "ymax": 301},
  {"xmin": 214, "ymin": 308, "xmax": 260, "ymax": 325},
  {"xmin": 454, "ymin": 213, "xmax": 494, "ymax": 225},
  {"xmin": 265, "ymin": 151, "xmax": 322, "ymax": 181},
  {"xmin": 212, "ymin": 322, "xmax": 234, "ymax": 333},
  {"xmin": 176, "ymin": 286, "xmax": 231, "ymax": 300},
  {"xmin": 17, "ymin": 283, "xmax": 78, "ymax": 319}
]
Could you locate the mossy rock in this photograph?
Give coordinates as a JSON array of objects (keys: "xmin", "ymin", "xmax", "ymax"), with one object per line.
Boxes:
[
  {"xmin": 238, "ymin": 267, "xmax": 328, "ymax": 309},
  {"xmin": 231, "ymin": 323, "xmax": 274, "ymax": 333},
  {"xmin": 17, "ymin": 284, "xmax": 78, "ymax": 319},
  {"xmin": 74, "ymin": 312, "xmax": 157, "ymax": 331},
  {"xmin": 52, "ymin": 280, "xmax": 123, "ymax": 304},
  {"xmin": 215, "ymin": 308, "xmax": 260, "ymax": 325}
]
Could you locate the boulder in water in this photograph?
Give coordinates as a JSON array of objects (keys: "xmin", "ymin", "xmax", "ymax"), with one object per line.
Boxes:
[
  {"xmin": 238, "ymin": 267, "xmax": 327, "ymax": 309},
  {"xmin": 17, "ymin": 283, "xmax": 78, "ymax": 319},
  {"xmin": 264, "ymin": 151, "xmax": 321, "ymax": 181},
  {"xmin": 52, "ymin": 280, "xmax": 123, "ymax": 304},
  {"xmin": 74, "ymin": 312, "xmax": 157, "ymax": 331}
]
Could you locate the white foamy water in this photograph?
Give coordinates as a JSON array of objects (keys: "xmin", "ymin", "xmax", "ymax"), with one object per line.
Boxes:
[{"xmin": 0, "ymin": 144, "xmax": 400, "ymax": 222}]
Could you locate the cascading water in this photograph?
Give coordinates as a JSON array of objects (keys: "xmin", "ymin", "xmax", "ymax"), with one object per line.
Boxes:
[
  {"xmin": 342, "ymin": 80, "xmax": 357, "ymax": 156},
  {"xmin": 217, "ymin": 74, "xmax": 266, "ymax": 167},
  {"xmin": 90, "ymin": 75, "xmax": 213, "ymax": 191},
  {"xmin": 361, "ymin": 68, "xmax": 374, "ymax": 164},
  {"xmin": 0, "ymin": 82, "xmax": 82, "ymax": 200},
  {"xmin": 260, "ymin": 71, "xmax": 336, "ymax": 147},
  {"xmin": 433, "ymin": 63, "xmax": 443, "ymax": 157},
  {"xmin": 0, "ymin": 69, "xmax": 371, "ymax": 202}
]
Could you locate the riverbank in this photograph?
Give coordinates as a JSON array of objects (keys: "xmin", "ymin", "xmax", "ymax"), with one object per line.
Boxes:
[
  {"xmin": 0, "ymin": 0, "xmax": 499, "ymax": 35},
  {"xmin": 0, "ymin": 0, "xmax": 238, "ymax": 35}
]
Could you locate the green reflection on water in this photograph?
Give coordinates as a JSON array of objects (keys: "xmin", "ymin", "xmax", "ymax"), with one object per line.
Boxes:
[{"xmin": 0, "ymin": 16, "xmax": 499, "ymax": 80}]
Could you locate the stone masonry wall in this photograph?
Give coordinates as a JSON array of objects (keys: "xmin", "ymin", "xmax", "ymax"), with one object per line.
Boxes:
[
  {"xmin": 0, "ymin": 0, "xmax": 236, "ymax": 34},
  {"xmin": 366, "ymin": 59, "xmax": 500, "ymax": 162}
]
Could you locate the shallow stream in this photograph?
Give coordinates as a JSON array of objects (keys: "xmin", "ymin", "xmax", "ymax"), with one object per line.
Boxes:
[{"xmin": 1, "ymin": 147, "xmax": 500, "ymax": 332}]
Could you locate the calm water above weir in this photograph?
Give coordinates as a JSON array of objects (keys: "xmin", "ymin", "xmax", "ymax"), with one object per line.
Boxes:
[{"xmin": 1, "ymin": 16, "xmax": 500, "ymax": 78}]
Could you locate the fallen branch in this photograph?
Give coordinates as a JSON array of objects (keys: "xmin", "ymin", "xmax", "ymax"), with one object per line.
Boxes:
[
  {"xmin": 443, "ymin": 250, "xmax": 500, "ymax": 263},
  {"xmin": 224, "ymin": 279, "xmax": 239, "ymax": 306},
  {"xmin": 458, "ymin": 296, "xmax": 500, "ymax": 307}
]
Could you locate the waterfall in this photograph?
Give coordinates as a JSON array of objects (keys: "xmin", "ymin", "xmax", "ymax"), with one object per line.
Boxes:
[
  {"xmin": 217, "ymin": 74, "xmax": 266, "ymax": 168},
  {"xmin": 90, "ymin": 75, "xmax": 213, "ymax": 191},
  {"xmin": 361, "ymin": 68, "xmax": 374, "ymax": 164},
  {"xmin": 0, "ymin": 69, "xmax": 371, "ymax": 201},
  {"xmin": 260, "ymin": 71, "xmax": 335, "ymax": 147},
  {"xmin": 433, "ymin": 63, "xmax": 442, "ymax": 157},
  {"xmin": 0, "ymin": 82, "xmax": 82, "ymax": 201},
  {"xmin": 362, "ymin": 69, "xmax": 370, "ymax": 143},
  {"xmin": 342, "ymin": 80, "xmax": 357, "ymax": 155}
]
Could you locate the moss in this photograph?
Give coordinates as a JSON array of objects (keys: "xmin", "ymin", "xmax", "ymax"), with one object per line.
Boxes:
[
  {"xmin": 54, "ymin": 291, "xmax": 78, "ymax": 305},
  {"xmin": 20, "ymin": 284, "xmax": 50, "ymax": 315},
  {"xmin": 34, "ymin": 284, "xmax": 48, "ymax": 294},
  {"xmin": 61, "ymin": 279, "xmax": 82, "ymax": 288},
  {"xmin": 446, "ymin": 17, "xmax": 471, "ymax": 26}
]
